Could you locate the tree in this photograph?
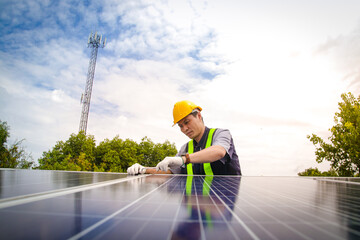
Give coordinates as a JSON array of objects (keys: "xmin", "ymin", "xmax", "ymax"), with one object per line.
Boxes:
[
  {"xmin": 39, "ymin": 132, "xmax": 178, "ymax": 173},
  {"xmin": 307, "ymin": 92, "xmax": 360, "ymax": 176},
  {"xmin": 298, "ymin": 167, "xmax": 324, "ymax": 176},
  {"xmin": 38, "ymin": 131, "xmax": 96, "ymax": 171},
  {"xmin": 0, "ymin": 121, "xmax": 10, "ymax": 162},
  {"xmin": 137, "ymin": 137, "xmax": 177, "ymax": 167},
  {"xmin": 94, "ymin": 136, "xmax": 177, "ymax": 172},
  {"xmin": 298, "ymin": 167, "xmax": 338, "ymax": 176},
  {"xmin": 0, "ymin": 120, "xmax": 34, "ymax": 169},
  {"xmin": 94, "ymin": 137, "xmax": 139, "ymax": 172},
  {"xmin": 152, "ymin": 139, "xmax": 178, "ymax": 165}
]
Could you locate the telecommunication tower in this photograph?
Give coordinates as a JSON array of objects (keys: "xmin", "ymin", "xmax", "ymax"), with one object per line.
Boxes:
[{"xmin": 79, "ymin": 32, "xmax": 106, "ymax": 134}]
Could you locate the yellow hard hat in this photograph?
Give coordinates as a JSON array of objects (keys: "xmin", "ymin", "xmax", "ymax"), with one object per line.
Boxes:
[{"xmin": 173, "ymin": 100, "xmax": 202, "ymax": 125}]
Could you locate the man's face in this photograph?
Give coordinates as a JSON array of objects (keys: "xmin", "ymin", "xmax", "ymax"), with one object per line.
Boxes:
[{"xmin": 177, "ymin": 112, "xmax": 204, "ymax": 140}]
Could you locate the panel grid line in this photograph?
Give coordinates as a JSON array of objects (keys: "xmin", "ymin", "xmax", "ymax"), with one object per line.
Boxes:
[
  {"xmin": 166, "ymin": 176, "xmax": 190, "ymax": 240},
  {"xmin": 90, "ymin": 176, "xmax": 181, "ymax": 240},
  {"xmin": 214, "ymin": 178, "xmax": 300, "ymax": 239},
  {"xmin": 0, "ymin": 175, "xmax": 147, "ymax": 209},
  {"xmin": 234, "ymin": 181, "xmax": 345, "ymax": 240},
  {"xmin": 210, "ymin": 178, "xmax": 279, "ymax": 240},
  {"xmin": 240, "ymin": 178, "xmax": 360, "ymax": 238},
  {"xmin": 194, "ymin": 177, "xmax": 206, "ymax": 240},
  {"xmin": 213, "ymin": 178, "xmax": 317, "ymax": 240},
  {"xmin": 200, "ymin": 176, "xmax": 240, "ymax": 240},
  {"xmin": 130, "ymin": 176, "xmax": 181, "ymax": 240},
  {"xmin": 250, "ymin": 178, "xmax": 360, "ymax": 224},
  {"xmin": 202, "ymin": 177, "xmax": 260, "ymax": 240},
  {"xmin": 67, "ymin": 175, "xmax": 174, "ymax": 240},
  {"xmin": 1, "ymin": 171, "xmax": 359, "ymax": 239}
]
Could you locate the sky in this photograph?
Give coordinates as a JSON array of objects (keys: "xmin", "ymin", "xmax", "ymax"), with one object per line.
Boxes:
[{"xmin": 1, "ymin": 0, "xmax": 360, "ymax": 176}]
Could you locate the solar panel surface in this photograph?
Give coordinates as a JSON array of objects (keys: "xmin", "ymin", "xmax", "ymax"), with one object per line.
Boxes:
[{"xmin": 0, "ymin": 169, "xmax": 359, "ymax": 239}]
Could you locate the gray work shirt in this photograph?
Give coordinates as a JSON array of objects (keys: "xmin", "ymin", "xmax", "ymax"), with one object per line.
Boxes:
[{"xmin": 171, "ymin": 127, "xmax": 242, "ymax": 175}]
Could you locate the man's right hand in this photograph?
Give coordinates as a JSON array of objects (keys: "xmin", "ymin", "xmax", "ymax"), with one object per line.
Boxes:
[{"xmin": 127, "ymin": 163, "xmax": 146, "ymax": 175}]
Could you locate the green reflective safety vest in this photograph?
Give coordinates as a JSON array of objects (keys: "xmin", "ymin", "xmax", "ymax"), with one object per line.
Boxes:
[
  {"xmin": 185, "ymin": 175, "xmax": 214, "ymax": 228},
  {"xmin": 185, "ymin": 175, "xmax": 213, "ymax": 196},
  {"xmin": 186, "ymin": 128, "xmax": 216, "ymax": 175}
]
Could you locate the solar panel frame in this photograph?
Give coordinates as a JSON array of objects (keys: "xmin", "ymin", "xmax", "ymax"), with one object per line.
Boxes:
[{"xmin": 0, "ymin": 169, "xmax": 360, "ymax": 240}]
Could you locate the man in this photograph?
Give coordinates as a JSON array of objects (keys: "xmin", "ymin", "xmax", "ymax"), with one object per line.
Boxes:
[{"xmin": 127, "ymin": 100, "xmax": 241, "ymax": 175}]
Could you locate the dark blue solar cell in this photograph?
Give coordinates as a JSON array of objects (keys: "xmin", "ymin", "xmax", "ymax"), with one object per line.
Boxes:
[{"xmin": 0, "ymin": 169, "xmax": 360, "ymax": 239}]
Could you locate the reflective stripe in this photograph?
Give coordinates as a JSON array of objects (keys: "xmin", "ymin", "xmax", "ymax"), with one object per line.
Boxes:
[
  {"xmin": 202, "ymin": 175, "xmax": 213, "ymax": 196},
  {"xmin": 186, "ymin": 175, "xmax": 193, "ymax": 196},
  {"xmin": 185, "ymin": 175, "xmax": 193, "ymax": 215},
  {"xmin": 205, "ymin": 210, "xmax": 213, "ymax": 229},
  {"xmin": 186, "ymin": 128, "xmax": 215, "ymax": 175},
  {"xmin": 187, "ymin": 140, "xmax": 194, "ymax": 175},
  {"xmin": 185, "ymin": 175, "xmax": 214, "ymax": 227},
  {"xmin": 203, "ymin": 128, "xmax": 215, "ymax": 175},
  {"xmin": 205, "ymin": 128, "xmax": 215, "ymax": 148},
  {"xmin": 203, "ymin": 175, "xmax": 213, "ymax": 228}
]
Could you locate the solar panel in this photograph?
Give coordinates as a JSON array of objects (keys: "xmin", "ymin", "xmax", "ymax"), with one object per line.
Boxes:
[{"xmin": 0, "ymin": 169, "xmax": 360, "ymax": 239}]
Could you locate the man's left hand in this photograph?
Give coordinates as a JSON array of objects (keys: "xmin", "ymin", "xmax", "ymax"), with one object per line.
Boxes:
[{"xmin": 156, "ymin": 156, "xmax": 184, "ymax": 172}]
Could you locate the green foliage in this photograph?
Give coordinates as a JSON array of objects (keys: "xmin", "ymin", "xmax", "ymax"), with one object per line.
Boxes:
[
  {"xmin": 1, "ymin": 120, "xmax": 178, "ymax": 172},
  {"xmin": 0, "ymin": 121, "xmax": 10, "ymax": 162},
  {"xmin": 298, "ymin": 167, "xmax": 338, "ymax": 176},
  {"xmin": 39, "ymin": 132, "xmax": 178, "ymax": 173},
  {"xmin": 94, "ymin": 136, "xmax": 137, "ymax": 172},
  {"xmin": 137, "ymin": 137, "xmax": 177, "ymax": 167},
  {"xmin": 307, "ymin": 92, "xmax": 360, "ymax": 176},
  {"xmin": 38, "ymin": 131, "xmax": 96, "ymax": 171},
  {"xmin": 0, "ymin": 120, "xmax": 34, "ymax": 169}
]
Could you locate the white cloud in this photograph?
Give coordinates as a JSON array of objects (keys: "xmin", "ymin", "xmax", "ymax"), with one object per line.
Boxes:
[
  {"xmin": 315, "ymin": 26, "xmax": 360, "ymax": 92},
  {"xmin": 1, "ymin": 0, "xmax": 360, "ymax": 176}
]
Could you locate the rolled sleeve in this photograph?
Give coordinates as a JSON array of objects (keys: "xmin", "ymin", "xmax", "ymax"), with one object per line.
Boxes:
[
  {"xmin": 212, "ymin": 128, "xmax": 232, "ymax": 154},
  {"xmin": 172, "ymin": 128, "xmax": 234, "ymax": 172}
]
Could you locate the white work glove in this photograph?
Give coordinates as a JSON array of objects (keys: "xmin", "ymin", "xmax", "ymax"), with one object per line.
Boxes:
[
  {"xmin": 156, "ymin": 156, "xmax": 184, "ymax": 173},
  {"xmin": 127, "ymin": 163, "xmax": 146, "ymax": 175}
]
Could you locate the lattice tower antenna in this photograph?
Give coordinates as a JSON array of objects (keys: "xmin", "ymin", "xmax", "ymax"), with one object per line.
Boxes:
[{"xmin": 79, "ymin": 32, "xmax": 106, "ymax": 134}]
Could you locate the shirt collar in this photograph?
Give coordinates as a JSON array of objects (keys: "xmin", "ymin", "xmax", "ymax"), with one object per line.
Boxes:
[{"xmin": 193, "ymin": 126, "xmax": 210, "ymax": 147}]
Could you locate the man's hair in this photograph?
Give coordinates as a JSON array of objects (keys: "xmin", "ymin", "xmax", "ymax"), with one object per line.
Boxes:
[{"xmin": 190, "ymin": 108, "xmax": 204, "ymax": 123}]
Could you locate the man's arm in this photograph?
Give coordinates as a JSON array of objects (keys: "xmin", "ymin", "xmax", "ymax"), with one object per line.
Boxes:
[
  {"xmin": 154, "ymin": 146, "xmax": 226, "ymax": 173},
  {"xmin": 188, "ymin": 145, "xmax": 226, "ymax": 164},
  {"xmin": 144, "ymin": 167, "xmax": 172, "ymax": 174},
  {"xmin": 186, "ymin": 128, "xmax": 232, "ymax": 164},
  {"xmin": 128, "ymin": 164, "xmax": 172, "ymax": 175}
]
